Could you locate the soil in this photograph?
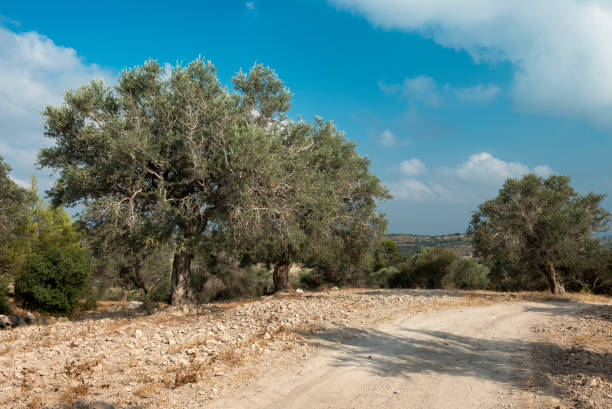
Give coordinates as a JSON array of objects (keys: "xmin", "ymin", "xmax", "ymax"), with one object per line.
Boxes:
[{"xmin": 0, "ymin": 289, "xmax": 609, "ymax": 409}]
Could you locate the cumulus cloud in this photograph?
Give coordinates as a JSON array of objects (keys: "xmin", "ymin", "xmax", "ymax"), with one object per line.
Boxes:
[
  {"xmin": 399, "ymin": 158, "xmax": 426, "ymax": 176},
  {"xmin": 378, "ymin": 129, "xmax": 398, "ymax": 146},
  {"xmin": 455, "ymin": 152, "xmax": 529, "ymax": 183},
  {"xmin": 391, "ymin": 179, "xmax": 434, "ymax": 201},
  {"xmin": 0, "ymin": 26, "xmax": 110, "ymax": 189},
  {"xmin": 379, "ymin": 76, "xmax": 501, "ymax": 107},
  {"xmin": 401, "ymin": 76, "xmax": 443, "ymax": 108},
  {"xmin": 388, "ymin": 152, "xmax": 553, "ymax": 203},
  {"xmin": 330, "ymin": 0, "xmax": 612, "ymax": 124},
  {"xmin": 455, "ymin": 84, "xmax": 501, "ymax": 104}
]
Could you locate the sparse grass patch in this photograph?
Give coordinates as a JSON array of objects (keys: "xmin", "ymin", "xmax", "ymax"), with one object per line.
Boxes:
[
  {"xmin": 61, "ymin": 358, "xmax": 100, "ymax": 404},
  {"xmin": 134, "ymin": 382, "xmax": 164, "ymax": 398},
  {"xmin": 170, "ymin": 356, "xmax": 208, "ymax": 388}
]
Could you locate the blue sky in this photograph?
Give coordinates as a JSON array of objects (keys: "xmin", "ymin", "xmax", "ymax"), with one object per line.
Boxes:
[{"xmin": 1, "ymin": 0, "xmax": 612, "ymax": 234}]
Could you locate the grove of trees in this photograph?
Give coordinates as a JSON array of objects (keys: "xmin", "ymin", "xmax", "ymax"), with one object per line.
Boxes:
[
  {"xmin": 38, "ymin": 59, "xmax": 390, "ymax": 305},
  {"xmin": 1, "ymin": 59, "xmax": 612, "ymax": 317}
]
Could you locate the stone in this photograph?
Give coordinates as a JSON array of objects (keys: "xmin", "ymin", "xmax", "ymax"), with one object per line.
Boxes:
[
  {"xmin": 10, "ymin": 314, "xmax": 26, "ymax": 327},
  {"xmin": 0, "ymin": 315, "xmax": 10, "ymax": 329},
  {"xmin": 295, "ymin": 289, "xmax": 304, "ymax": 294},
  {"xmin": 133, "ymin": 329, "xmax": 143, "ymax": 338},
  {"xmin": 331, "ymin": 287, "xmax": 339, "ymax": 291},
  {"xmin": 24, "ymin": 312, "xmax": 36, "ymax": 324},
  {"xmin": 125, "ymin": 301, "xmax": 143, "ymax": 310}
]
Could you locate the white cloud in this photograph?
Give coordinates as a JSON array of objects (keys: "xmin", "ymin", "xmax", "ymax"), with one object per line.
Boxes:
[
  {"xmin": 245, "ymin": 2, "xmax": 255, "ymax": 11},
  {"xmin": 389, "ymin": 152, "xmax": 553, "ymax": 203},
  {"xmin": 402, "ymin": 76, "xmax": 443, "ymax": 108},
  {"xmin": 390, "ymin": 179, "xmax": 434, "ymax": 201},
  {"xmin": 455, "ymin": 152, "xmax": 529, "ymax": 184},
  {"xmin": 455, "ymin": 84, "xmax": 502, "ymax": 104},
  {"xmin": 378, "ymin": 129, "xmax": 398, "ymax": 146},
  {"xmin": 0, "ymin": 26, "xmax": 110, "ymax": 189},
  {"xmin": 379, "ymin": 76, "xmax": 500, "ymax": 107},
  {"xmin": 399, "ymin": 158, "xmax": 426, "ymax": 176},
  {"xmin": 533, "ymin": 165, "xmax": 554, "ymax": 177},
  {"xmin": 330, "ymin": 0, "xmax": 612, "ymax": 125}
]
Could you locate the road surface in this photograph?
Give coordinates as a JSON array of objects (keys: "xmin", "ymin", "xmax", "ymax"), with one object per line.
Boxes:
[{"xmin": 207, "ymin": 302, "xmax": 566, "ymax": 409}]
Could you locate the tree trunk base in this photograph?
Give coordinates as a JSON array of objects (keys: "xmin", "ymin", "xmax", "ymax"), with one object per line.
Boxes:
[
  {"xmin": 170, "ymin": 252, "xmax": 194, "ymax": 305},
  {"xmin": 273, "ymin": 261, "xmax": 292, "ymax": 293},
  {"xmin": 543, "ymin": 262, "xmax": 566, "ymax": 295}
]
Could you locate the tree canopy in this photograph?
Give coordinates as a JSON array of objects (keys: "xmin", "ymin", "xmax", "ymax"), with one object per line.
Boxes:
[
  {"xmin": 468, "ymin": 174, "xmax": 610, "ymax": 294},
  {"xmin": 39, "ymin": 58, "xmax": 390, "ymax": 303},
  {"xmin": 0, "ymin": 155, "xmax": 31, "ymax": 277}
]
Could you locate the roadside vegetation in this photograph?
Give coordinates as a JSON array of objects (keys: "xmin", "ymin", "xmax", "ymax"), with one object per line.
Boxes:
[{"xmin": 1, "ymin": 58, "xmax": 611, "ymax": 318}]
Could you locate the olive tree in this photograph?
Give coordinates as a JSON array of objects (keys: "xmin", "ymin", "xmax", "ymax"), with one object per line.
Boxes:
[
  {"xmin": 468, "ymin": 174, "xmax": 610, "ymax": 294},
  {"xmin": 39, "ymin": 59, "xmax": 291, "ymax": 305},
  {"xmin": 224, "ymin": 118, "xmax": 391, "ymax": 291}
]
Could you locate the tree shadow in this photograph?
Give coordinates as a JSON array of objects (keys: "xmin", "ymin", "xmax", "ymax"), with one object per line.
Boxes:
[
  {"xmin": 299, "ymin": 318, "xmax": 611, "ymax": 400},
  {"xmin": 523, "ymin": 302, "xmax": 612, "ymax": 322}
]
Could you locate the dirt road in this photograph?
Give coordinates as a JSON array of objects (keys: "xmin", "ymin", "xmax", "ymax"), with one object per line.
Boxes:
[{"xmin": 207, "ymin": 302, "xmax": 571, "ymax": 409}]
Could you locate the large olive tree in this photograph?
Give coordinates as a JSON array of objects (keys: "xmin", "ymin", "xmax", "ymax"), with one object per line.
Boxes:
[
  {"xmin": 468, "ymin": 174, "xmax": 609, "ymax": 294},
  {"xmin": 224, "ymin": 118, "xmax": 391, "ymax": 291},
  {"xmin": 39, "ymin": 59, "xmax": 290, "ymax": 305}
]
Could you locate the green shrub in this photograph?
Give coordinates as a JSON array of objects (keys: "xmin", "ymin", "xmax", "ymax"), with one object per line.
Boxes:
[
  {"xmin": 15, "ymin": 245, "xmax": 91, "ymax": 315},
  {"xmin": 387, "ymin": 248, "xmax": 458, "ymax": 289},
  {"xmin": 442, "ymin": 258, "xmax": 490, "ymax": 290},
  {"xmin": 0, "ymin": 281, "xmax": 10, "ymax": 314},
  {"xmin": 369, "ymin": 266, "xmax": 399, "ymax": 288}
]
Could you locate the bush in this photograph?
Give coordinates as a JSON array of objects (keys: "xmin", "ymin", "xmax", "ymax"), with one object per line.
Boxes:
[
  {"xmin": 15, "ymin": 245, "xmax": 91, "ymax": 315},
  {"xmin": 442, "ymin": 258, "xmax": 490, "ymax": 290},
  {"xmin": 0, "ymin": 281, "xmax": 10, "ymax": 314},
  {"xmin": 369, "ymin": 266, "xmax": 399, "ymax": 288},
  {"xmin": 387, "ymin": 248, "xmax": 458, "ymax": 289},
  {"xmin": 191, "ymin": 252, "xmax": 273, "ymax": 303}
]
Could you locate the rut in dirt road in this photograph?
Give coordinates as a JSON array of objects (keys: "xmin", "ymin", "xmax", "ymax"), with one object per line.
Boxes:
[{"xmin": 207, "ymin": 302, "xmax": 573, "ymax": 409}]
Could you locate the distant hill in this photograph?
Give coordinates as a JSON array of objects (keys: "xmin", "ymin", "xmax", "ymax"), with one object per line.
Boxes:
[{"xmin": 387, "ymin": 233, "xmax": 473, "ymax": 258}]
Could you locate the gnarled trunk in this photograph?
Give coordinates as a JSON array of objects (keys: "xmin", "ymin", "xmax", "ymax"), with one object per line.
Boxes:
[
  {"xmin": 542, "ymin": 261, "xmax": 566, "ymax": 295},
  {"xmin": 273, "ymin": 261, "xmax": 292, "ymax": 292},
  {"xmin": 170, "ymin": 251, "xmax": 194, "ymax": 305}
]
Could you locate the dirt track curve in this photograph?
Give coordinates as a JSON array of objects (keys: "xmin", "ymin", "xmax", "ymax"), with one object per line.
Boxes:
[{"xmin": 207, "ymin": 302, "xmax": 573, "ymax": 409}]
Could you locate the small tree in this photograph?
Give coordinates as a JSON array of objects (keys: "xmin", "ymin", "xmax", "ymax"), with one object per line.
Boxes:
[
  {"xmin": 442, "ymin": 258, "xmax": 490, "ymax": 290},
  {"xmin": 0, "ymin": 155, "xmax": 32, "ymax": 279},
  {"xmin": 16, "ymin": 244, "xmax": 91, "ymax": 315},
  {"xmin": 468, "ymin": 174, "xmax": 610, "ymax": 294}
]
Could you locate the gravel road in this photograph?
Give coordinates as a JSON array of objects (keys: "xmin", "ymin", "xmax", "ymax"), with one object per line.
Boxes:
[{"xmin": 207, "ymin": 302, "xmax": 563, "ymax": 409}]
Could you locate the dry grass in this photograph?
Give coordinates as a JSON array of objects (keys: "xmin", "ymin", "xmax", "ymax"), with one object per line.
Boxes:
[
  {"xmin": 26, "ymin": 397, "xmax": 43, "ymax": 409},
  {"xmin": 170, "ymin": 355, "xmax": 209, "ymax": 388},
  {"xmin": 60, "ymin": 358, "xmax": 100, "ymax": 404},
  {"xmin": 134, "ymin": 382, "xmax": 164, "ymax": 398}
]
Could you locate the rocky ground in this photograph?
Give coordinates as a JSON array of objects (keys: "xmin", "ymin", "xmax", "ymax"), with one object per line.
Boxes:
[
  {"xmin": 0, "ymin": 289, "xmax": 609, "ymax": 409},
  {"xmin": 529, "ymin": 302, "xmax": 612, "ymax": 409}
]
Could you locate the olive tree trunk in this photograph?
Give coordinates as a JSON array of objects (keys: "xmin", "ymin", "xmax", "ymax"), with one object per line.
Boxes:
[
  {"xmin": 542, "ymin": 261, "xmax": 566, "ymax": 295},
  {"xmin": 273, "ymin": 261, "xmax": 292, "ymax": 292},
  {"xmin": 170, "ymin": 224, "xmax": 197, "ymax": 305},
  {"xmin": 170, "ymin": 251, "xmax": 194, "ymax": 305}
]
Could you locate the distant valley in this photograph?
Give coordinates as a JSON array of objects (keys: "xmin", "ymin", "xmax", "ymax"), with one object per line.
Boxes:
[{"xmin": 387, "ymin": 233, "xmax": 473, "ymax": 258}]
